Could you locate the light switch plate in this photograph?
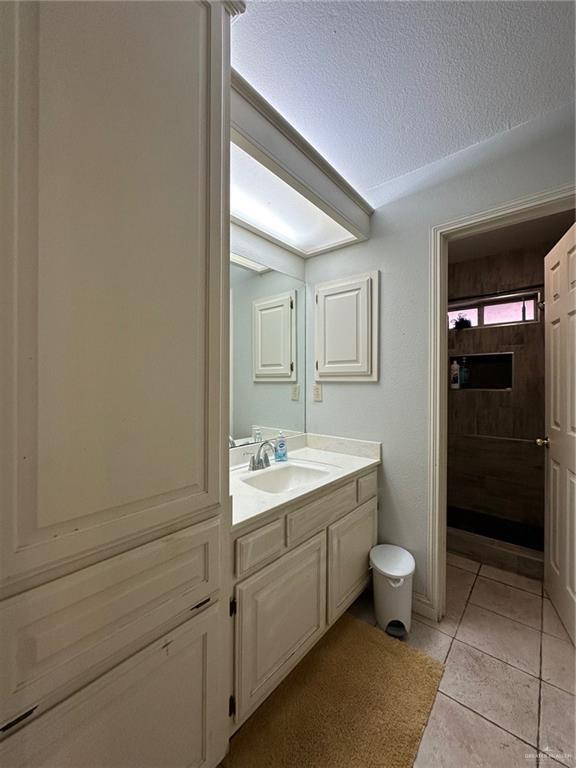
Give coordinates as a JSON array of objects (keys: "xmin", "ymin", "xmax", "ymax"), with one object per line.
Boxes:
[
  {"xmin": 291, "ymin": 384, "xmax": 300, "ymax": 401},
  {"xmin": 312, "ymin": 384, "xmax": 323, "ymax": 402}
]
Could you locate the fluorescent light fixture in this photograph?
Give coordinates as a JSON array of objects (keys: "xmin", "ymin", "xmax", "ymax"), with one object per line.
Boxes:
[
  {"xmin": 230, "ymin": 252, "xmax": 269, "ymax": 273},
  {"xmin": 230, "ymin": 143, "xmax": 356, "ymax": 256}
]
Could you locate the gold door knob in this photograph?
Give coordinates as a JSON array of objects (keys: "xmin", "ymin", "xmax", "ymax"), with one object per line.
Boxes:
[{"xmin": 535, "ymin": 437, "xmax": 550, "ymax": 448}]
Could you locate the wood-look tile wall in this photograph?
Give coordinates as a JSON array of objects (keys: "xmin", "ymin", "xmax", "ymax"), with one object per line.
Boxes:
[{"xmin": 447, "ymin": 244, "xmax": 549, "ymax": 531}]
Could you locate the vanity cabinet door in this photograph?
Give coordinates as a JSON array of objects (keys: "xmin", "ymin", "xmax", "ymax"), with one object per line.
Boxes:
[
  {"xmin": 327, "ymin": 498, "xmax": 377, "ymax": 624},
  {"xmin": 235, "ymin": 533, "xmax": 326, "ymax": 723}
]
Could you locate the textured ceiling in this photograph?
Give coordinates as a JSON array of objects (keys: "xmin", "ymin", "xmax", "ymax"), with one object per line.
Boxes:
[{"xmin": 232, "ymin": 1, "xmax": 575, "ymax": 200}]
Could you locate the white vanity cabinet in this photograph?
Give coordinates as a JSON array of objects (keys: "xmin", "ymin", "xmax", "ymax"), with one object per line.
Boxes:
[
  {"xmin": 235, "ymin": 533, "xmax": 327, "ymax": 722},
  {"xmin": 327, "ymin": 498, "xmax": 377, "ymax": 623},
  {"xmin": 232, "ymin": 468, "xmax": 379, "ymax": 726}
]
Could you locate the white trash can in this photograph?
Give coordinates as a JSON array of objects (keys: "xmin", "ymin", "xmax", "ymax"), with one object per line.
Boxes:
[{"xmin": 370, "ymin": 544, "xmax": 416, "ymax": 637}]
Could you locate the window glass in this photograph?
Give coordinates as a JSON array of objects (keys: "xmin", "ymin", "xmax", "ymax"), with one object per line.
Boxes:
[
  {"xmin": 448, "ymin": 308, "xmax": 478, "ymax": 328},
  {"xmin": 484, "ymin": 299, "xmax": 535, "ymax": 325}
]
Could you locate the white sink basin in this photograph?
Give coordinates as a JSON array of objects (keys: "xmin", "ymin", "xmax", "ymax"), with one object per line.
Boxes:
[{"xmin": 240, "ymin": 461, "xmax": 332, "ymax": 494}]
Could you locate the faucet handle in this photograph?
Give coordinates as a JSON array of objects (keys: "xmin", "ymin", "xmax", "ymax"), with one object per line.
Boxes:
[
  {"xmin": 262, "ymin": 452, "xmax": 270, "ymax": 468},
  {"xmin": 248, "ymin": 455, "xmax": 258, "ymax": 471}
]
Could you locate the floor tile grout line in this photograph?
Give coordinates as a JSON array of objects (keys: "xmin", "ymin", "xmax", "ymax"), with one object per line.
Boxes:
[
  {"xmin": 447, "ymin": 554, "xmax": 543, "ymax": 594},
  {"xmin": 476, "ymin": 571, "xmax": 543, "ymax": 597},
  {"xmin": 541, "ymin": 626, "xmax": 574, "ymax": 644},
  {"xmin": 448, "ymin": 636, "xmax": 541, "ymax": 681},
  {"xmin": 412, "ymin": 615, "xmax": 455, "ymax": 639},
  {"xmin": 445, "ymin": 558, "xmax": 481, "ymax": 576},
  {"xmin": 446, "ymin": 561, "xmax": 480, "ymax": 577},
  {"xmin": 454, "ymin": 568, "xmax": 547, "ymax": 680},
  {"xmin": 538, "ymin": 677, "xmax": 576, "ymax": 697},
  {"xmin": 537, "ymin": 592, "xmax": 544, "ymax": 768},
  {"xmin": 445, "ymin": 562, "xmax": 480, "ymax": 664},
  {"xmin": 438, "ymin": 691, "xmax": 540, "ymax": 752},
  {"xmin": 462, "ymin": 599, "xmax": 543, "ymax": 633},
  {"xmin": 467, "ymin": 594, "xmax": 542, "ymax": 631},
  {"xmin": 443, "ymin": 556, "xmax": 544, "ymax": 762}
]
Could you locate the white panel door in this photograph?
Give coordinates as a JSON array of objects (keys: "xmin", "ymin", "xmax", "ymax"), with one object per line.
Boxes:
[
  {"xmin": 327, "ymin": 498, "xmax": 377, "ymax": 623},
  {"xmin": 315, "ymin": 272, "xmax": 379, "ymax": 381},
  {"xmin": 0, "ymin": 608, "xmax": 221, "ymax": 768},
  {"xmin": 544, "ymin": 224, "xmax": 575, "ymax": 643},
  {"xmin": 0, "ymin": 1, "xmax": 228, "ymax": 592},
  {"xmin": 235, "ymin": 533, "xmax": 326, "ymax": 723},
  {"xmin": 252, "ymin": 291, "xmax": 296, "ymax": 380}
]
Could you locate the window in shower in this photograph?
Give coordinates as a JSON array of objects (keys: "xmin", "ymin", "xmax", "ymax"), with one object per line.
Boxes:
[{"xmin": 448, "ymin": 289, "xmax": 541, "ymax": 330}]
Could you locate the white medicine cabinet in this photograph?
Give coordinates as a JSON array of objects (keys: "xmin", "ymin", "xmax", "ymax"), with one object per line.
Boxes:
[
  {"xmin": 252, "ymin": 291, "xmax": 296, "ymax": 381},
  {"xmin": 314, "ymin": 271, "xmax": 379, "ymax": 382}
]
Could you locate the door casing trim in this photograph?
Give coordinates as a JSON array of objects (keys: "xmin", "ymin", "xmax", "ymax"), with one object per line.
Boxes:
[{"xmin": 421, "ymin": 184, "xmax": 575, "ymax": 621}]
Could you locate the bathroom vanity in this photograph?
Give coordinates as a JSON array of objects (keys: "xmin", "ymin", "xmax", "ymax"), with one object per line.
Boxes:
[{"xmin": 229, "ymin": 435, "xmax": 381, "ymax": 726}]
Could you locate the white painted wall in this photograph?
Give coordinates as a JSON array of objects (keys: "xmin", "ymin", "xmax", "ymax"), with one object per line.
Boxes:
[{"xmin": 304, "ymin": 118, "xmax": 575, "ymax": 597}]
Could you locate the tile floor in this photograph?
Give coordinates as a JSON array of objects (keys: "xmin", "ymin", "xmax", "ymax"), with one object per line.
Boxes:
[{"xmin": 348, "ymin": 552, "xmax": 575, "ymax": 768}]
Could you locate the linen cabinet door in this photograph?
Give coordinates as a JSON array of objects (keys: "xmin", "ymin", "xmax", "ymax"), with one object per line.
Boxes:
[
  {"xmin": 0, "ymin": 607, "xmax": 221, "ymax": 768},
  {"xmin": 235, "ymin": 533, "xmax": 327, "ymax": 724},
  {"xmin": 328, "ymin": 498, "xmax": 377, "ymax": 623},
  {"xmin": 0, "ymin": 0, "xmax": 231, "ymax": 592}
]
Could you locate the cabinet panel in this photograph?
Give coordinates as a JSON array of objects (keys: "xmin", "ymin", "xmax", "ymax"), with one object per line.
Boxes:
[
  {"xmin": 0, "ymin": 519, "xmax": 220, "ymax": 728},
  {"xmin": 286, "ymin": 481, "xmax": 356, "ymax": 547},
  {"xmin": 0, "ymin": 607, "xmax": 222, "ymax": 768},
  {"xmin": 357, "ymin": 470, "xmax": 378, "ymax": 505},
  {"xmin": 235, "ymin": 519, "xmax": 284, "ymax": 577},
  {"xmin": 0, "ymin": 0, "xmax": 225, "ymax": 590},
  {"xmin": 235, "ymin": 533, "xmax": 326, "ymax": 722},
  {"xmin": 328, "ymin": 499, "xmax": 377, "ymax": 623},
  {"xmin": 252, "ymin": 291, "xmax": 296, "ymax": 380},
  {"xmin": 314, "ymin": 271, "xmax": 379, "ymax": 381}
]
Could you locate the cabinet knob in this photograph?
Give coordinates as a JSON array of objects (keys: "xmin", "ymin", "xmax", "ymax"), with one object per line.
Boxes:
[{"xmin": 535, "ymin": 437, "xmax": 550, "ymax": 448}]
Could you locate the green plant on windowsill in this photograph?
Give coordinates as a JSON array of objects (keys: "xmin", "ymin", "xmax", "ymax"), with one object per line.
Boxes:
[{"xmin": 452, "ymin": 313, "xmax": 472, "ymax": 330}]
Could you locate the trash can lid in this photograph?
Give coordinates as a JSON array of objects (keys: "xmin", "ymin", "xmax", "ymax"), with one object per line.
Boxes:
[{"xmin": 370, "ymin": 544, "xmax": 415, "ymax": 578}]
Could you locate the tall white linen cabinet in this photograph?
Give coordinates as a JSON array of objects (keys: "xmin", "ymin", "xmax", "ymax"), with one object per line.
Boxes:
[{"xmin": 0, "ymin": 2, "xmax": 243, "ymax": 766}]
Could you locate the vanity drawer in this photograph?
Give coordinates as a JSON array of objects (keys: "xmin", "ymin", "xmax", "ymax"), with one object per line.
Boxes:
[
  {"xmin": 286, "ymin": 481, "xmax": 357, "ymax": 547},
  {"xmin": 357, "ymin": 470, "xmax": 378, "ymax": 505},
  {"xmin": 0, "ymin": 518, "xmax": 220, "ymax": 728},
  {"xmin": 236, "ymin": 519, "xmax": 284, "ymax": 577}
]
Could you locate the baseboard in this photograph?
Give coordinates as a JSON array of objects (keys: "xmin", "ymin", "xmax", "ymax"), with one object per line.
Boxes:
[{"xmin": 412, "ymin": 591, "xmax": 437, "ymax": 621}]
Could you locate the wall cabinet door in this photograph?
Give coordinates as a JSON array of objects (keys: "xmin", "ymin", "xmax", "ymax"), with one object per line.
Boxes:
[
  {"xmin": 315, "ymin": 271, "xmax": 379, "ymax": 381},
  {"xmin": 328, "ymin": 498, "xmax": 377, "ymax": 623},
  {"xmin": 252, "ymin": 291, "xmax": 296, "ymax": 380},
  {"xmin": 0, "ymin": 1, "xmax": 229, "ymax": 592},
  {"xmin": 0, "ymin": 607, "xmax": 222, "ymax": 768},
  {"xmin": 0, "ymin": 519, "xmax": 220, "ymax": 729},
  {"xmin": 235, "ymin": 533, "xmax": 326, "ymax": 723}
]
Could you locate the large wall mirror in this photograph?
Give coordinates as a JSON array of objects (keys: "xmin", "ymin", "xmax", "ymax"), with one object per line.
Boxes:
[{"xmin": 230, "ymin": 255, "xmax": 306, "ymax": 447}]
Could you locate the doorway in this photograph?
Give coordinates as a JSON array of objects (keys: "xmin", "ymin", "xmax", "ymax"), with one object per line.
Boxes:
[
  {"xmin": 426, "ymin": 186, "xmax": 575, "ymax": 631},
  {"xmin": 446, "ymin": 212, "xmax": 575, "ymax": 560}
]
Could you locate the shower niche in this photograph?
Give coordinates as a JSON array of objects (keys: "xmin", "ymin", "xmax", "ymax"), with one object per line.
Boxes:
[{"xmin": 450, "ymin": 352, "xmax": 513, "ymax": 390}]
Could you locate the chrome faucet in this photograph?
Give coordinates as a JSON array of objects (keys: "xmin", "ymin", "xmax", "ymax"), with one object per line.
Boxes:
[{"xmin": 249, "ymin": 440, "xmax": 275, "ymax": 471}]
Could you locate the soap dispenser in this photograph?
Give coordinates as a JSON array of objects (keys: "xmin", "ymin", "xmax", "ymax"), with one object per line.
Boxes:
[{"xmin": 275, "ymin": 431, "xmax": 288, "ymax": 462}]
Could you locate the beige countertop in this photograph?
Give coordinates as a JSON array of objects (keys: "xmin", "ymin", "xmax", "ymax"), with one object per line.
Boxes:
[{"xmin": 230, "ymin": 435, "xmax": 381, "ymax": 528}]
